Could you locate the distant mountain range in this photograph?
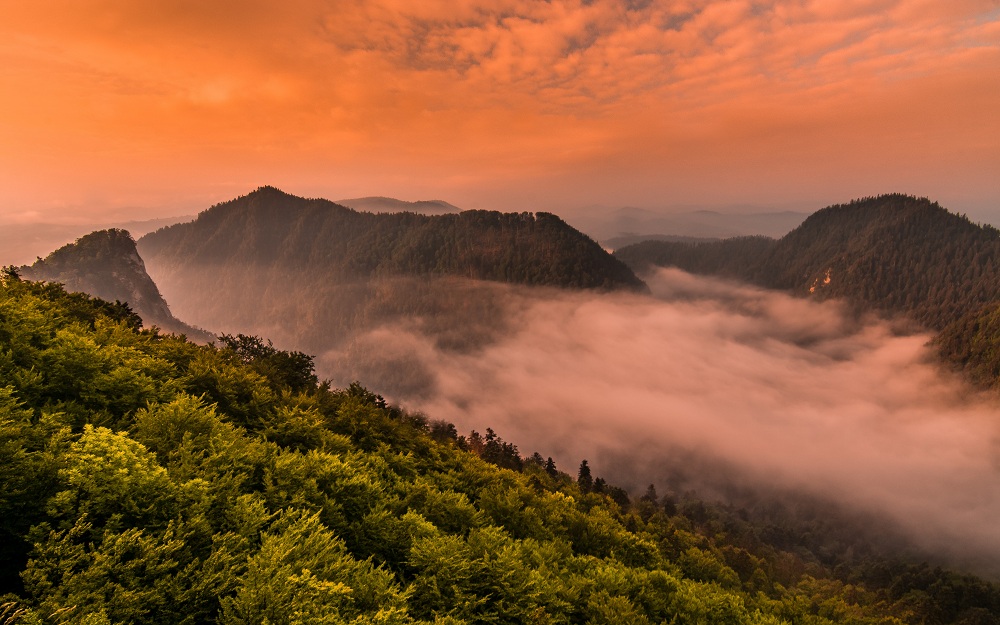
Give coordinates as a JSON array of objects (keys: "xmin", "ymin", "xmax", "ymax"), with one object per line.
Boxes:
[{"xmin": 16, "ymin": 190, "xmax": 1000, "ymax": 390}]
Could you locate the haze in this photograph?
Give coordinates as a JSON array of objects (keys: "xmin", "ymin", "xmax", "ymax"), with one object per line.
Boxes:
[
  {"xmin": 1, "ymin": 0, "xmax": 998, "ymax": 225},
  {"xmin": 322, "ymin": 269, "xmax": 1000, "ymax": 575}
]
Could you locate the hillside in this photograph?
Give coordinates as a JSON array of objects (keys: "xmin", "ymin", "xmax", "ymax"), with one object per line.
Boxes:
[
  {"xmin": 18, "ymin": 229, "xmax": 210, "ymax": 340},
  {"xmin": 615, "ymin": 195, "xmax": 1000, "ymax": 332},
  {"xmin": 135, "ymin": 187, "xmax": 645, "ymax": 390},
  {"xmin": 140, "ymin": 186, "xmax": 644, "ymax": 291},
  {"xmin": 2, "ymin": 274, "xmax": 999, "ymax": 624}
]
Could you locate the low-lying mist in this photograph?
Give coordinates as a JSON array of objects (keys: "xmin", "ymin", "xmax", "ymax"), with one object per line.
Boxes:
[{"xmin": 319, "ymin": 268, "xmax": 1000, "ymax": 574}]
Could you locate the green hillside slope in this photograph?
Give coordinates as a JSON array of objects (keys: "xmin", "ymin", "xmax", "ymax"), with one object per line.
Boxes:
[{"xmin": 1, "ymin": 271, "xmax": 998, "ymax": 624}]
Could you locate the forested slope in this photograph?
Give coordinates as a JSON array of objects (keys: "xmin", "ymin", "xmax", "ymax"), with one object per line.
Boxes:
[
  {"xmin": 138, "ymin": 186, "xmax": 644, "ymax": 291},
  {"xmin": 134, "ymin": 186, "xmax": 645, "ymax": 378},
  {"xmin": 1, "ymin": 270, "xmax": 998, "ymax": 624},
  {"xmin": 615, "ymin": 195, "xmax": 1000, "ymax": 387},
  {"xmin": 615, "ymin": 195, "xmax": 1000, "ymax": 331}
]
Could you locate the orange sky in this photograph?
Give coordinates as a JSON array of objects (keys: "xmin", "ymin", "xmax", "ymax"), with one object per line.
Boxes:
[{"xmin": 1, "ymin": 0, "xmax": 998, "ymax": 223}]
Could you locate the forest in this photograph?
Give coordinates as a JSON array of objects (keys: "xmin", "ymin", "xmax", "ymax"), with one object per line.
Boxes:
[
  {"xmin": 614, "ymin": 194, "xmax": 1000, "ymax": 387},
  {"xmin": 137, "ymin": 186, "xmax": 645, "ymax": 293},
  {"xmin": 2, "ymin": 268, "xmax": 1000, "ymax": 624},
  {"xmin": 128, "ymin": 187, "xmax": 647, "ymax": 387}
]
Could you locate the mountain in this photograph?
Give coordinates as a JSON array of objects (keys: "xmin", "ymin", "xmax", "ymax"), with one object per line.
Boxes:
[
  {"xmin": 336, "ymin": 196, "xmax": 462, "ymax": 215},
  {"xmin": 140, "ymin": 186, "xmax": 643, "ymax": 291},
  {"xmin": 19, "ymin": 228, "xmax": 210, "ymax": 340},
  {"xmin": 601, "ymin": 233, "xmax": 722, "ymax": 250},
  {"xmin": 615, "ymin": 195, "xmax": 1000, "ymax": 332},
  {"xmin": 136, "ymin": 186, "xmax": 646, "ymax": 391}
]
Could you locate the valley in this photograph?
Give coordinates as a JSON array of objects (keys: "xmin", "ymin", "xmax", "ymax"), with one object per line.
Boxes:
[{"xmin": 4, "ymin": 190, "xmax": 1000, "ymax": 623}]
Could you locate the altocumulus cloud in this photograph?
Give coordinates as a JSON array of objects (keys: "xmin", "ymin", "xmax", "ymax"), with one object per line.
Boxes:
[{"xmin": 1, "ymin": 0, "xmax": 997, "ymax": 216}]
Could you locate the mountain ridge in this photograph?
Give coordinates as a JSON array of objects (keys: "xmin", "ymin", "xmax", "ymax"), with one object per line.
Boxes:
[
  {"xmin": 135, "ymin": 186, "xmax": 647, "ymax": 390},
  {"xmin": 141, "ymin": 186, "xmax": 646, "ymax": 290},
  {"xmin": 336, "ymin": 196, "xmax": 462, "ymax": 215}
]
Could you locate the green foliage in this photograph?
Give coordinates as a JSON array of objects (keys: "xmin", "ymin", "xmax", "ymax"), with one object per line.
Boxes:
[{"xmin": 1, "ymin": 277, "xmax": 998, "ymax": 624}]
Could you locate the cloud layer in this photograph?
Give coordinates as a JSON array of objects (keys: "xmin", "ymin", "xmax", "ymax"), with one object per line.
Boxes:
[
  {"xmin": 1, "ymin": 0, "xmax": 998, "ymax": 220},
  {"xmin": 323, "ymin": 268, "xmax": 1000, "ymax": 572}
]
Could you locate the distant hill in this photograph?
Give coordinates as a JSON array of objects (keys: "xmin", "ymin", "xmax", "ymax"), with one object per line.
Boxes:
[
  {"xmin": 615, "ymin": 194, "xmax": 1000, "ymax": 332},
  {"xmin": 137, "ymin": 186, "xmax": 646, "ymax": 389},
  {"xmin": 19, "ymin": 229, "xmax": 211, "ymax": 340},
  {"xmin": 602, "ymin": 234, "xmax": 723, "ymax": 251},
  {"xmin": 336, "ymin": 196, "xmax": 462, "ymax": 215},
  {"xmin": 567, "ymin": 204, "xmax": 807, "ymax": 244}
]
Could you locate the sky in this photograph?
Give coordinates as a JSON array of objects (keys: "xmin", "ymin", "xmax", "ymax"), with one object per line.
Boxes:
[{"xmin": 1, "ymin": 0, "xmax": 998, "ymax": 224}]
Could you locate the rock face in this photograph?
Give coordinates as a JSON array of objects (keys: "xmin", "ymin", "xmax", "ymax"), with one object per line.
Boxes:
[{"xmin": 20, "ymin": 229, "xmax": 209, "ymax": 339}]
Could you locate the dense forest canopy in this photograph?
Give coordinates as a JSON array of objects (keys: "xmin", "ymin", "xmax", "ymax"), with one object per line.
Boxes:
[
  {"xmin": 614, "ymin": 194, "xmax": 1000, "ymax": 387},
  {"xmin": 614, "ymin": 194, "xmax": 1000, "ymax": 330},
  {"xmin": 1, "ymin": 270, "xmax": 1000, "ymax": 623},
  {"xmin": 138, "ymin": 186, "xmax": 645, "ymax": 291}
]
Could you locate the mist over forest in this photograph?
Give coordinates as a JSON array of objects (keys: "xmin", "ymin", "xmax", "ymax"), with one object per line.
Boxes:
[
  {"xmin": 308, "ymin": 268, "xmax": 1000, "ymax": 575},
  {"xmin": 122, "ymin": 191, "xmax": 1000, "ymax": 576}
]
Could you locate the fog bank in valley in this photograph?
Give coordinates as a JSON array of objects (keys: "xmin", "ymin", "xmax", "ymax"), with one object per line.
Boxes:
[{"xmin": 321, "ymin": 268, "xmax": 1000, "ymax": 573}]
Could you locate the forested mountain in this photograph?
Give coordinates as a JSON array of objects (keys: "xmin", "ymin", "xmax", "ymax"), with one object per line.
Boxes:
[
  {"xmin": 2, "ymin": 273, "xmax": 999, "ymax": 624},
  {"xmin": 935, "ymin": 303, "xmax": 1000, "ymax": 390},
  {"xmin": 615, "ymin": 195, "xmax": 1000, "ymax": 332},
  {"xmin": 139, "ymin": 186, "xmax": 643, "ymax": 291},
  {"xmin": 18, "ymin": 229, "xmax": 210, "ymax": 340},
  {"xmin": 135, "ymin": 186, "xmax": 645, "ymax": 391}
]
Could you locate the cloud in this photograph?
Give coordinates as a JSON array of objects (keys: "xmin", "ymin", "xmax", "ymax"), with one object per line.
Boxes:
[
  {"xmin": 321, "ymin": 268, "xmax": 1000, "ymax": 573},
  {"xmin": 0, "ymin": 0, "xmax": 997, "ymax": 219}
]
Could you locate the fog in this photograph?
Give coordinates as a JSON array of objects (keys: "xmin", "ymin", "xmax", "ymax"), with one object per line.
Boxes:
[{"xmin": 319, "ymin": 268, "xmax": 1000, "ymax": 573}]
